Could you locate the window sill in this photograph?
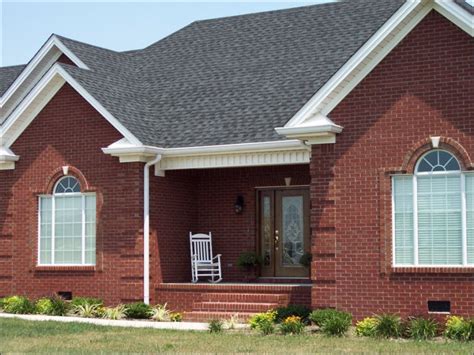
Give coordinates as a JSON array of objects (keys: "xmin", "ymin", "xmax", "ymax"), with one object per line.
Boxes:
[
  {"xmin": 34, "ymin": 265, "xmax": 96, "ymax": 272},
  {"xmin": 391, "ymin": 267, "xmax": 474, "ymax": 274}
]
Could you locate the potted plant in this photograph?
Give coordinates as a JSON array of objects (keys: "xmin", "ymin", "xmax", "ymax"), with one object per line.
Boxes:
[
  {"xmin": 299, "ymin": 252, "xmax": 312, "ymax": 268},
  {"xmin": 237, "ymin": 252, "xmax": 262, "ymax": 281}
]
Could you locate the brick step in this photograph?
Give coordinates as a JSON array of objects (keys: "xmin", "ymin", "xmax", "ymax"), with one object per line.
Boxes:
[
  {"xmin": 194, "ymin": 301, "xmax": 278, "ymax": 312},
  {"xmin": 255, "ymin": 278, "xmax": 311, "ymax": 284},
  {"xmin": 183, "ymin": 311, "xmax": 256, "ymax": 322},
  {"xmin": 201, "ymin": 292, "xmax": 288, "ymax": 304}
]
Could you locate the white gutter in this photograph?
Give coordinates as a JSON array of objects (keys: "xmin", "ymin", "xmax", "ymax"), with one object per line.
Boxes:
[{"xmin": 143, "ymin": 154, "xmax": 162, "ymax": 305}]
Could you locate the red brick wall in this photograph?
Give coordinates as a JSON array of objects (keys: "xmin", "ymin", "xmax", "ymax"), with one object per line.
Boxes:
[
  {"xmin": 0, "ymin": 84, "xmax": 145, "ymax": 305},
  {"xmin": 311, "ymin": 11, "xmax": 474, "ymax": 318},
  {"xmin": 151, "ymin": 165, "xmax": 310, "ymax": 283}
]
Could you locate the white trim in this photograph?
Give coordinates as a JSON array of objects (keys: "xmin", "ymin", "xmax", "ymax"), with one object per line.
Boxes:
[
  {"xmin": 102, "ymin": 139, "xmax": 311, "ymax": 170},
  {"xmin": 434, "ymin": 0, "xmax": 474, "ymax": 36},
  {"xmin": 0, "ymin": 63, "xmax": 142, "ymax": 150},
  {"xmin": 0, "ymin": 35, "xmax": 89, "ymax": 106},
  {"xmin": 280, "ymin": 0, "xmax": 472, "ymax": 136},
  {"xmin": 156, "ymin": 149, "xmax": 310, "ymax": 171},
  {"xmin": 283, "ymin": 0, "xmax": 421, "ymax": 128},
  {"xmin": 163, "ymin": 140, "xmax": 309, "ymax": 156},
  {"xmin": 0, "ymin": 146, "xmax": 20, "ymax": 170}
]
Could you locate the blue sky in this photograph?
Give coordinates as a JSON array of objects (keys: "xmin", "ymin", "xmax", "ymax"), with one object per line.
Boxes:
[{"xmin": 1, "ymin": 0, "xmax": 334, "ymax": 67}]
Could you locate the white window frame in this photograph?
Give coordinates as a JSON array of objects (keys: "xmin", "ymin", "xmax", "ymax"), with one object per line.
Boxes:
[
  {"xmin": 392, "ymin": 150, "xmax": 473, "ymax": 268},
  {"xmin": 37, "ymin": 177, "xmax": 96, "ymax": 266}
]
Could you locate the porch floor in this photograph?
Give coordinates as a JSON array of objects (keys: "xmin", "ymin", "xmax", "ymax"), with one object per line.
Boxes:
[{"xmin": 155, "ymin": 282, "xmax": 312, "ymax": 322}]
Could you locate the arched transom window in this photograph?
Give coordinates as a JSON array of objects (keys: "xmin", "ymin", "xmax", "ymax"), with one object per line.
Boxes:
[
  {"xmin": 39, "ymin": 176, "xmax": 96, "ymax": 265},
  {"xmin": 393, "ymin": 150, "xmax": 474, "ymax": 266}
]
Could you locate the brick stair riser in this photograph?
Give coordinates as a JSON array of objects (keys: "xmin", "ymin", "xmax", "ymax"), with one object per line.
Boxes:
[
  {"xmin": 201, "ymin": 293, "xmax": 288, "ymax": 303},
  {"xmin": 193, "ymin": 302, "xmax": 278, "ymax": 312},
  {"xmin": 183, "ymin": 312, "xmax": 255, "ymax": 322}
]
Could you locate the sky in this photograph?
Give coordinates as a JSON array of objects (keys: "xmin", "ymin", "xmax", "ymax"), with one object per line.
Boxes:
[{"xmin": 0, "ymin": 0, "xmax": 334, "ymax": 67}]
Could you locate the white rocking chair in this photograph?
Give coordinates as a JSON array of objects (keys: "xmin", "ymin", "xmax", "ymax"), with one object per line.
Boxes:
[{"xmin": 189, "ymin": 232, "xmax": 222, "ymax": 283}]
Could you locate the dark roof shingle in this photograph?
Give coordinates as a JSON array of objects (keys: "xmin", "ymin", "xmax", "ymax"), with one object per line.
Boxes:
[{"xmin": 1, "ymin": 0, "xmax": 405, "ymax": 147}]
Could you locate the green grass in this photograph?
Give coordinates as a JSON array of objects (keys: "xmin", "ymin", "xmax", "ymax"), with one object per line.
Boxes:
[{"xmin": 0, "ymin": 318, "xmax": 473, "ymax": 354}]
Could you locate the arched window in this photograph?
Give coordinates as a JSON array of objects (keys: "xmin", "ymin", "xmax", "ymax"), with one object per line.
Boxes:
[
  {"xmin": 39, "ymin": 176, "xmax": 96, "ymax": 265},
  {"xmin": 393, "ymin": 150, "xmax": 473, "ymax": 266}
]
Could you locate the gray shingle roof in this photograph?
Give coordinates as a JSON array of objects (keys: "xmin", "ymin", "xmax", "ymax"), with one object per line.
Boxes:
[
  {"xmin": 1, "ymin": 0, "xmax": 405, "ymax": 147},
  {"xmin": 0, "ymin": 65, "xmax": 26, "ymax": 96}
]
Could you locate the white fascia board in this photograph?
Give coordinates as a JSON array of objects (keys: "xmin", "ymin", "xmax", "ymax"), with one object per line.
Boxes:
[
  {"xmin": 0, "ymin": 35, "xmax": 89, "ymax": 107},
  {"xmin": 434, "ymin": 0, "xmax": 474, "ymax": 36},
  {"xmin": 282, "ymin": 0, "xmax": 421, "ymax": 129},
  {"xmin": 163, "ymin": 140, "xmax": 309, "ymax": 157},
  {"xmin": 0, "ymin": 63, "xmax": 142, "ymax": 148},
  {"xmin": 102, "ymin": 139, "xmax": 310, "ymax": 167}
]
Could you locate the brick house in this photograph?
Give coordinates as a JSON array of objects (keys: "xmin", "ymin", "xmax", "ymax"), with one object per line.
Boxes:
[{"xmin": 0, "ymin": 0, "xmax": 473, "ymax": 321}]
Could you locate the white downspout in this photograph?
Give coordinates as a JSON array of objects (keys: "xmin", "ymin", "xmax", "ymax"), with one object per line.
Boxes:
[{"xmin": 143, "ymin": 154, "xmax": 162, "ymax": 305}]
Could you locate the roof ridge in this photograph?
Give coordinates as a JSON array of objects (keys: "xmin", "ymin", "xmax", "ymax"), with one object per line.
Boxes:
[
  {"xmin": 54, "ymin": 34, "xmax": 122, "ymax": 54},
  {"xmin": 0, "ymin": 64, "xmax": 26, "ymax": 70},
  {"xmin": 193, "ymin": 0, "xmax": 340, "ymax": 24}
]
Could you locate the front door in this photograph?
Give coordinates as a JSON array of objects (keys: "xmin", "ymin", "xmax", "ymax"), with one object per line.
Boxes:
[{"xmin": 259, "ymin": 188, "xmax": 310, "ymax": 277}]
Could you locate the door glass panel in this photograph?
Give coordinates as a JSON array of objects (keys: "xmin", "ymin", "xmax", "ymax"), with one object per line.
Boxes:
[
  {"xmin": 262, "ymin": 196, "xmax": 272, "ymax": 266},
  {"xmin": 281, "ymin": 196, "xmax": 304, "ymax": 266}
]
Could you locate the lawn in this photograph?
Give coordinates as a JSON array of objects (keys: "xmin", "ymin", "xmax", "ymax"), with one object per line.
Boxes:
[{"xmin": 0, "ymin": 318, "xmax": 473, "ymax": 354}]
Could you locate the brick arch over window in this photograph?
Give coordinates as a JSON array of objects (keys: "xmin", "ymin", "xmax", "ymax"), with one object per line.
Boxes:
[
  {"xmin": 401, "ymin": 137, "xmax": 474, "ymax": 173},
  {"xmin": 42, "ymin": 166, "xmax": 92, "ymax": 195}
]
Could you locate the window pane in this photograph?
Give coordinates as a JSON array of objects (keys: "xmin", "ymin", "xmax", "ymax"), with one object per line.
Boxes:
[
  {"xmin": 85, "ymin": 196, "xmax": 96, "ymax": 265},
  {"xmin": 417, "ymin": 175, "xmax": 462, "ymax": 265},
  {"xmin": 54, "ymin": 176, "xmax": 81, "ymax": 194},
  {"xmin": 393, "ymin": 176, "xmax": 414, "ymax": 264},
  {"xmin": 54, "ymin": 196, "xmax": 83, "ymax": 265},
  {"xmin": 39, "ymin": 197, "xmax": 53, "ymax": 264},
  {"xmin": 466, "ymin": 174, "xmax": 474, "ymax": 264}
]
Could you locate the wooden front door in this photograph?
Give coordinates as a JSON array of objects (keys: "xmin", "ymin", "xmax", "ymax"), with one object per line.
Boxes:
[{"xmin": 259, "ymin": 188, "xmax": 310, "ymax": 277}]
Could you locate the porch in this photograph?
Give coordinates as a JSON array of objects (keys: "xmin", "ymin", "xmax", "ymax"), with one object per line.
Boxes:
[{"xmin": 150, "ymin": 163, "xmax": 313, "ymax": 319}]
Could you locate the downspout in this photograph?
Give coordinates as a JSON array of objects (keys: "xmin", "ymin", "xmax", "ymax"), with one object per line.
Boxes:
[{"xmin": 143, "ymin": 154, "xmax": 162, "ymax": 305}]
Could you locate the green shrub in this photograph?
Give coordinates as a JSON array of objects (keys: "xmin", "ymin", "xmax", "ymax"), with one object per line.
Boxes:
[
  {"xmin": 236, "ymin": 252, "xmax": 262, "ymax": 271},
  {"xmin": 248, "ymin": 310, "xmax": 277, "ymax": 330},
  {"xmin": 70, "ymin": 297, "xmax": 103, "ymax": 308},
  {"xmin": 259, "ymin": 319, "xmax": 275, "ymax": 335},
  {"xmin": 0, "ymin": 297, "xmax": 6, "ymax": 311},
  {"xmin": 35, "ymin": 296, "xmax": 68, "ymax": 316},
  {"xmin": 151, "ymin": 303, "xmax": 171, "ymax": 321},
  {"xmin": 373, "ymin": 314, "xmax": 402, "ymax": 338},
  {"xmin": 309, "ymin": 308, "xmax": 351, "ymax": 330},
  {"xmin": 124, "ymin": 302, "xmax": 152, "ymax": 319},
  {"xmin": 170, "ymin": 312, "xmax": 182, "ymax": 322},
  {"xmin": 407, "ymin": 317, "xmax": 438, "ymax": 340},
  {"xmin": 299, "ymin": 252, "xmax": 312, "ymax": 267},
  {"xmin": 275, "ymin": 305, "xmax": 311, "ymax": 323},
  {"xmin": 2, "ymin": 296, "xmax": 35, "ymax": 314},
  {"xmin": 101, "ymin": 305, "xmax": 127, "ymax": 320},
  {"xmin": 445, "ymin": 316, "xmax": 474, "ymax": 341},
  {"xmin": 280, "ymin": 315, "xmax": 305, "ymax": 335},
  {"xmin": 208, "ymin": 319, "xmax": 223, "ymax": 333},
  {"xmin": 309, "ymin": 308, "xmax": 338, "ymax": 326},
  {"xmin": 355, "ymin": 317, "xmax": 378, "ymax": 337},
  {"xmin": 320, "ymin": 311, "xmax": 352, "ymax": 337},
  {"xmin": 70, "ymin": 303, "xmax": 102, "ymax": 318}
]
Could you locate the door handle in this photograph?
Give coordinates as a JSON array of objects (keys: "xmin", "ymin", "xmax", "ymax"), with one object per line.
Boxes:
[{"xmin": 275, "ymin": 230, "xmax": 279, "ymax": 250}]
